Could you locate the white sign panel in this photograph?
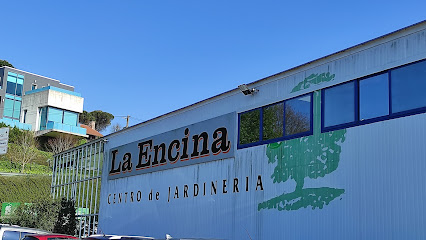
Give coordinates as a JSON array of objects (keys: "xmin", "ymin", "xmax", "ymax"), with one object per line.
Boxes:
[{"xmin": 0, "ymin": 127, "xmax": 9, "ymax": 155}]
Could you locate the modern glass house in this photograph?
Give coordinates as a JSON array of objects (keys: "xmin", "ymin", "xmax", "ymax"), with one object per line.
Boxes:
[{"xmin": 0, "ymin": 67, "xmax": 86, "ymax": 137}]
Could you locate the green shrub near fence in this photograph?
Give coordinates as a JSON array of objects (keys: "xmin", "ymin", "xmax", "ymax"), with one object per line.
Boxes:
[{"xmin": 0, "ymin": 175, "xmax": 51, "ymax": 213}]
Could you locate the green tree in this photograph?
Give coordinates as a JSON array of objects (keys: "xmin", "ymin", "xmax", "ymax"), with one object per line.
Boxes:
[
  {"xmin": 6, "ymin": 131, "xmax": 39, "ymax": 173},
  {"xmin": 54, "ymin": 198, "xmax": 77, "ymax": 235},
  {"xmin": 259, "ymin": 76, "xmax": 346, "ymax": 211},
  {"xmin": 0, "ymin": 123, "xmax": 23, "ymax": 143},
  {"xmin": 4, "ymin": 197, "xmax": 77, "ymax": 235},
  {"xmin": 80, "ymin": 110, "xmax": 114, "ymax": 132},
  {"xmin": 5, "ymin": 197, "xmax": 60, "ymax": 231},
  {"xmin": 0, "ymin": 59, "xmax": 14, "ymax": 68},
  {"xmin": 79, "ymin": 111, "xmax": 95, "ymax": 125},
  {"xmin": 90, "ymin": 110, "xmax": 114, "ymax": 132}
]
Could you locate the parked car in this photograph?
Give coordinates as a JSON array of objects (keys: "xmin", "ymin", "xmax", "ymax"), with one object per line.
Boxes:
[
  {"xmin": 84, "ymin": 235, "xmax": 154, "ymax": 240},
  {"xmin": 84, "ymin": 234, "xmax": 221, "ymax": 240},
  {"xmin": 22, "ymin": 234, "xmax": 78, "ymax": 240},
  {"xmin": 0, "ymin": 224, "xmax": 49, "ymax": 240}
]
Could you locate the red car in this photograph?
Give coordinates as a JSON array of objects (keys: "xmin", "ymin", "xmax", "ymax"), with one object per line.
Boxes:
[{"xmin": 22, "ymin": 234, "xmax": 78, "ymax": 240}]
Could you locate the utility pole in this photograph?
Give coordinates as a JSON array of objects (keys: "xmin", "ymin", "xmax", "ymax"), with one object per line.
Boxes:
[
  {"xmin": 115, "ymin": 115, "xmax": 139, "ymax": 129},
  {"xmin": 124, "ymin": 115, "xmax": 130, "ymax": 128}
]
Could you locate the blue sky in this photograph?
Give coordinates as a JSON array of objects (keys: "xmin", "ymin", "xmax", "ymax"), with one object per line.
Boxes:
[{"xmin": 1, "ymin": 1, "xmax": 425, "ymax": 134}]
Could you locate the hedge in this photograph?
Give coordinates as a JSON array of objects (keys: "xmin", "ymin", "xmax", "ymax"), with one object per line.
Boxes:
[{"xmin": 0, "ymin": 175, "xmax": 51, "ymax": 211}]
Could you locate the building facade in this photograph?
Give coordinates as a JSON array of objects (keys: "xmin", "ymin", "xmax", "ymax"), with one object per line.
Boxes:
[
  {"xmin": 0, "ymin": 66, "xmax": 86, "ymax": 136},
  {"xmin": 52, "ymin": 21, "xmax": 426, "ymax": 239}
]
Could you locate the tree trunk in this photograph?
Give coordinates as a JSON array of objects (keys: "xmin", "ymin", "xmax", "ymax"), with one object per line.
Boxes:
[{"xmin": 295, "ymin": 176, "xmax": 305, "ymax": 192}]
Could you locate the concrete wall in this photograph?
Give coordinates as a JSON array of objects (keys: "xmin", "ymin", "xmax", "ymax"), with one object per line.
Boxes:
[
  {"xmin": 21, "ymin": 89, "xmax": 83, "ymax": 131},
  {"xmin": 0, "ymin": 68, "xmax": 3, "ymax": 89}
]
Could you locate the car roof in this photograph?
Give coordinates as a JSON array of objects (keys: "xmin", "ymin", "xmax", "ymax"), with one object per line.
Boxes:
[
  {"xmin": 25, "ymin": 234, "xmax": 77, "ymax": 238},
  {"xmin": 85, "ymin": 235, "xmax": 154, "ymax": 240},
  {"xmin": 85, "ymin": 234, "xmax": 222, "ymax": 240},
  {"xmin": 0, "ymin": 225, "xmax": 49, "ymax": 233}
]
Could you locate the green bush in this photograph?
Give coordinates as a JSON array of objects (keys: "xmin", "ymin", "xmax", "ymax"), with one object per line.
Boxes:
[
  {"xmin": 54, "ymin": 198, "xmax": 77, "ymax": 235},
  {"xmin": 0, "ymin": 124, "xmax": 54, "ymax": 171},
  {"xmin": 1, "ymin": 197, "xmax": 77, "ymax": 235},
  {"xmin": 0, "ymin": 124, "xmax": 23, "ymax": 144},
  {"xmin": 0, "ymin": 175, "xmax": 51, "ymax": 208},
  {"xmin": 32, "ymin": 150, "xmax": 53, "ymax": 167},
  {"xmin": 0, "ymin": 160, "xmax": 20, "ymax": 173},
  {"xmin": 3, "ymin": 197, "xmax": 61, "ymax": 232}
]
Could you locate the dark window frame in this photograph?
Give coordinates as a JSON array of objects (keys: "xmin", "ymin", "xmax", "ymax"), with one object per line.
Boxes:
[
  {"xmin": 23, "ymin": 109, "xmax": 27, "ymax": 123},
  {"xmin": 237, "ymin": 107, "xmax": 261, "ymax": 147},
  {"xmin": 238, "ymin": 92, "xmax": 313, "ymax": 149},
  {"xmin": 262, "ymin": 101, "xmax": 284, "ymax": 141},
  {"xmin": 6, "ymin": 81, "xmax": 17, "ymax": 96},
  {"xmin": 284, "ymin": 94, "xmax": 314, "ymax": 138},
  {"xmin": 358, "ymin": 72, "xmax": 390, "ymax": 121},
  {"xmin": 3, "ymin": 97, "xmax": 21, "ymax": 121},
  {"xmin": 321, "ymin": 58, "xmax": 426, "ymax": 133}
]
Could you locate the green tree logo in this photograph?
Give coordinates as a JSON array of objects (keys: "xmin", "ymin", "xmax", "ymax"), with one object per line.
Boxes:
[
  {"xmin": 291, "ymin": 73, "xmax": 335, "ymax": 93},
  {"xmin": 258, "ymin": 74, "xmax": 346, "ymax": 211}
]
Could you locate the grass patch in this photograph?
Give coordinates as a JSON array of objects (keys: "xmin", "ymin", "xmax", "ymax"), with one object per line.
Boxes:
[{"xmin": 0, "ymin": 160, "xmax": 52, "ymax": 175}]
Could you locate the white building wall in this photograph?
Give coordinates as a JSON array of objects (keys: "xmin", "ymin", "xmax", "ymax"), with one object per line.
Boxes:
[
  {"xmin": 46, "ymin": 90, "xmax": 84, "ymax": 113},
  {"xmin": 21, "ymin": 89, "xmax": 84, "ymax": 131}
]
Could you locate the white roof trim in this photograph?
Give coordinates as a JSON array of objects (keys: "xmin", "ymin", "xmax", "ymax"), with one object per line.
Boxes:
[{"xmin": 2, "ymin": 66, "xmax": 60, "ymax": 83}]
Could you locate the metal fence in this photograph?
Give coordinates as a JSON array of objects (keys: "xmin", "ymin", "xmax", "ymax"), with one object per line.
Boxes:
[{"xmin": 50, "ymin": 139, "xmax": 105, "ymax": 238}]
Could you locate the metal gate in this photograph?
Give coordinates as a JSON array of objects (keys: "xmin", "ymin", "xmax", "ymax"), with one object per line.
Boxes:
[{"xmin": 50, "ymin": 139, "xmax": 105, "ymax": 238}]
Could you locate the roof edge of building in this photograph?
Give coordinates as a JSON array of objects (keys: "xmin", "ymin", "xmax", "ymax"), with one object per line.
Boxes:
[{"xmin": 103, "ymin": 20, "xmax": 426, "ymax": 139}]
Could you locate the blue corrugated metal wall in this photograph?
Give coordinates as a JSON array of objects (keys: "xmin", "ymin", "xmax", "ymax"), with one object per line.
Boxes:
[{"xmin": 98, "ymin": 22, "xmax": 426, "ymax": 239}]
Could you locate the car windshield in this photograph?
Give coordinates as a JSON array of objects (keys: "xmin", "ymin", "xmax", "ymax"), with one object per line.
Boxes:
[
  {"xmin": 22, "ymin": 237, "xmax": 39, "ymax": 240},
  {"xmin": 48, "ymin": 238, "xmax": 77, "ymax": 240}
]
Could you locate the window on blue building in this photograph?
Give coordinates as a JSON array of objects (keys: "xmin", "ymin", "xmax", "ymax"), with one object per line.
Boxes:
[
  {"xmin": 239, "ymin": 109, "xmax": 260, "ymax": 145},
  {"xmin": 4, "ymin": 98, "xmax": 14, "ymax": 118},
  {"xmin": 63, "ymin": 111, "xmax": 78, "ymax": 126},
  {"xmin": 6, "ymin": 81, "xmax": 16, "ymax": 95},
  {"xmin": 323, "ymin": 82, "xmax": 355, "ymax": 128},
  {"xmin": 322, "ymin": 59, "xmax": 426, "ymax": 132},
  {"xmin": 391, "ymin": 60, "xmax": 426, "ymax": 113},
  {"xmin": 262, "ymin": 102, "xmax": 283, "ymax": 141},
  {"xmin": 16, "ymin": 83, "xmax": 23, "ymax": 96},
  {"xmin": 6, "ymin": 73, "xmax": 24, "ymax": 96},
  {"xmin": 359, "ymin": 73, "xmax": 389, "ymax": 120},
  {"xmin": 4, "ymin": 72, "xmax": 24, "ymax": 120},
  {"xmin": 13, "ymin": 101, "xmax": 21, "ymax": 119},
  {"xmin": 42, "ymin": 107, "xmax": 79, "ymax": 129},
  {"xmin": 39, "ymin": 107, "xmax": 48, "ymax": 130},
  {"xmin": 48, "ymin": 107, "xmax": 64, "ymax": 123},
  {"xmin": 285, "ymin": 95, "xmax": 311, "ymax": 136},
  {"xmin": 238, "ymin": 93, "xmax": 313, "ymax": 148}
]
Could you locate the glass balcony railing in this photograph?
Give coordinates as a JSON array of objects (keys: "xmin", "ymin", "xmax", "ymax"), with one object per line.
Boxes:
[
  {"xmin": 0, "ymin": 118, "xmax": 32, "ymax": 130},
  {"xmin": 46, "ymin": 121, "xmax": 87, "ymax": 135}
]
